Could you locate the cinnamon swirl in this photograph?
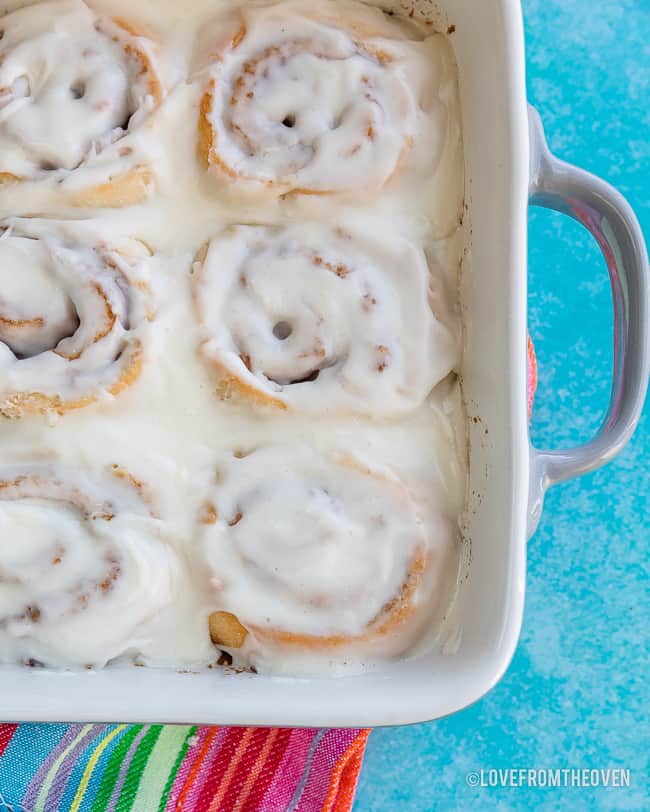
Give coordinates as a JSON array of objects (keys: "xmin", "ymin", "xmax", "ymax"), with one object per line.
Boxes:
[
  {"xmin": 202, "ymin": 446, "xmax": 454, "ymax": 671},
  {"xmin": 0, "ymin": 0, "xmax": 164, "ymax": 207},
  {"xmin": 196, "ymin": 0, "xmax": 460, "ymax": 200},
  {"xmin": 0, "ymin": 465, "xmax": 179, "ymax": 667},
  {"xmin": 192, "ymin": 223, "xmax": 458, "ymax": 416},
  {"xmin": 0, "ymin": 220, "xmax": 153, "ymax": 418}
]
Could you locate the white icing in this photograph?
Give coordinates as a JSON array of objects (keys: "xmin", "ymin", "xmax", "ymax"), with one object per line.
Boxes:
[
  {"xmin": 0, "ymin": 0, "xmax": 466, "ymax": 676},
  {"xmin": 0, "ymin": 235, "xmax": 78, "ymax": 356},
  {"xmin": 0, "ymin": 220, "xmax": 152, "ymax": 415},
  {"xmin": 196, "ymin": 0, "xmax": 460, "ymax": 204},
  {"xmin": 202, "ymin": 446, "xmax": 455, "ymax": 673},
  {"xmin": 193, "ymin": 223, "xmax": 458, "ymax": 415},
  {"xmin": 0, "ymin": 467, "xmax": 208, "ymax": 668},
  {"xmin": 0, "ymin": 0, "xmax": 165, "ymax": 195}
]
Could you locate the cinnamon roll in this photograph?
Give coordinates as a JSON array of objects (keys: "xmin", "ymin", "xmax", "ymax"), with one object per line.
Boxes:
[
  {"xmin": 202, "ymin": 446, "xmax": 453, "ymax": 670},
  {"xmin": 0, "ymin": 221, "xmax": 153, "ymax": 418},
  {"xmin": 196, "ymin": 0, "xmax": 459, "ymax": 200},
  {"xmin": 0, "ymin": 0, "xmax": 163, "ymax": 207},
  {"xmin": 0, "ymin": 465, "xmax": 178, "ymax": 667},
  {"xmin": 192, "ymin": 223, "xmax": 457, "ymax": 416}
]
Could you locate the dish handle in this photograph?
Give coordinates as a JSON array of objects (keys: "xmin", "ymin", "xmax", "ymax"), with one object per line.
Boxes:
[{"xmin": 527, "ymin": 105, "xmax": 649, "ymax": 538}]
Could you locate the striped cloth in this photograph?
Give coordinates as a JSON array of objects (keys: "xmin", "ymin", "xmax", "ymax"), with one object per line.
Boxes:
[
  {"xmin": 0, "ymin": 343, "xmax": 536, "ymax": 811},
  {"xmin": 527, "ymin": 335, "xmax": 538, "ymax": 419},
  {"xmin": 0, "ymin": 725, "xmax": 369, "ymax": 811}
]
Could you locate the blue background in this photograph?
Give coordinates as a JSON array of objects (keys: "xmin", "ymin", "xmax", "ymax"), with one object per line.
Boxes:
[{"xmin": 355, "ymin": 1, "xmax": 649, "ymax": 809}]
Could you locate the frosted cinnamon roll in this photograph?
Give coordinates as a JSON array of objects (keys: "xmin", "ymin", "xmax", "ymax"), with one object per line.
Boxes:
[
  {"xmin": 192, "ymin": 223, "xmax": 457, "ymax": 416},
  {"xmin": 0, "ymin": 465, "xmax": 178, "ymax": 667},
  {"xmin": 0, "ymin": 0, "xmax": 163, "ymax": 207},
  {"xmin": 196, "ymin": 0, "xmax": 459, "ymax": 200},
  {"xmin": 0, "ymin": 221, "xmax": 153, "ymax": 418},
  {"xmin": 202, "ymin": 446, "xmax": 453, "ymax": 671}
]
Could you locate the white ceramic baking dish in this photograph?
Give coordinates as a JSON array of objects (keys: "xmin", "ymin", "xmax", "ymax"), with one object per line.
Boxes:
[{"xmin": 2, "ymin": 0, "xmax": 648, "ymax": 727}]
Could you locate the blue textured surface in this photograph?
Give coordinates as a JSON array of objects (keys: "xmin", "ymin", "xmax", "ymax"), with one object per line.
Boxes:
[{"xmin": 355, "ymin": 1, "xmax": 649, "ymax": 810}]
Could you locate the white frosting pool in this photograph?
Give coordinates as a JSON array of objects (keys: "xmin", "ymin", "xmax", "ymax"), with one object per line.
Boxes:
[{"xmin": 0, "ymin": 0, "xmax": 466, "ymax": 676}]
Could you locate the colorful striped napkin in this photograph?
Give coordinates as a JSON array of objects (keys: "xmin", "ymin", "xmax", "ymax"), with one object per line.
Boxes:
[
  {"xmin": 0, "ymin": 341, "xmax": 537, "ymax": 812},
  {"xmin": 0, "ymin": 725, "xmax": 369, "ymax": 812}
]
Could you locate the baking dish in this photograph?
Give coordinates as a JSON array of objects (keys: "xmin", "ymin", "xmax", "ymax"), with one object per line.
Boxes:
[{"xmin": 1, "ymin": 0, "xmax": 647, "ymax": 727}]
